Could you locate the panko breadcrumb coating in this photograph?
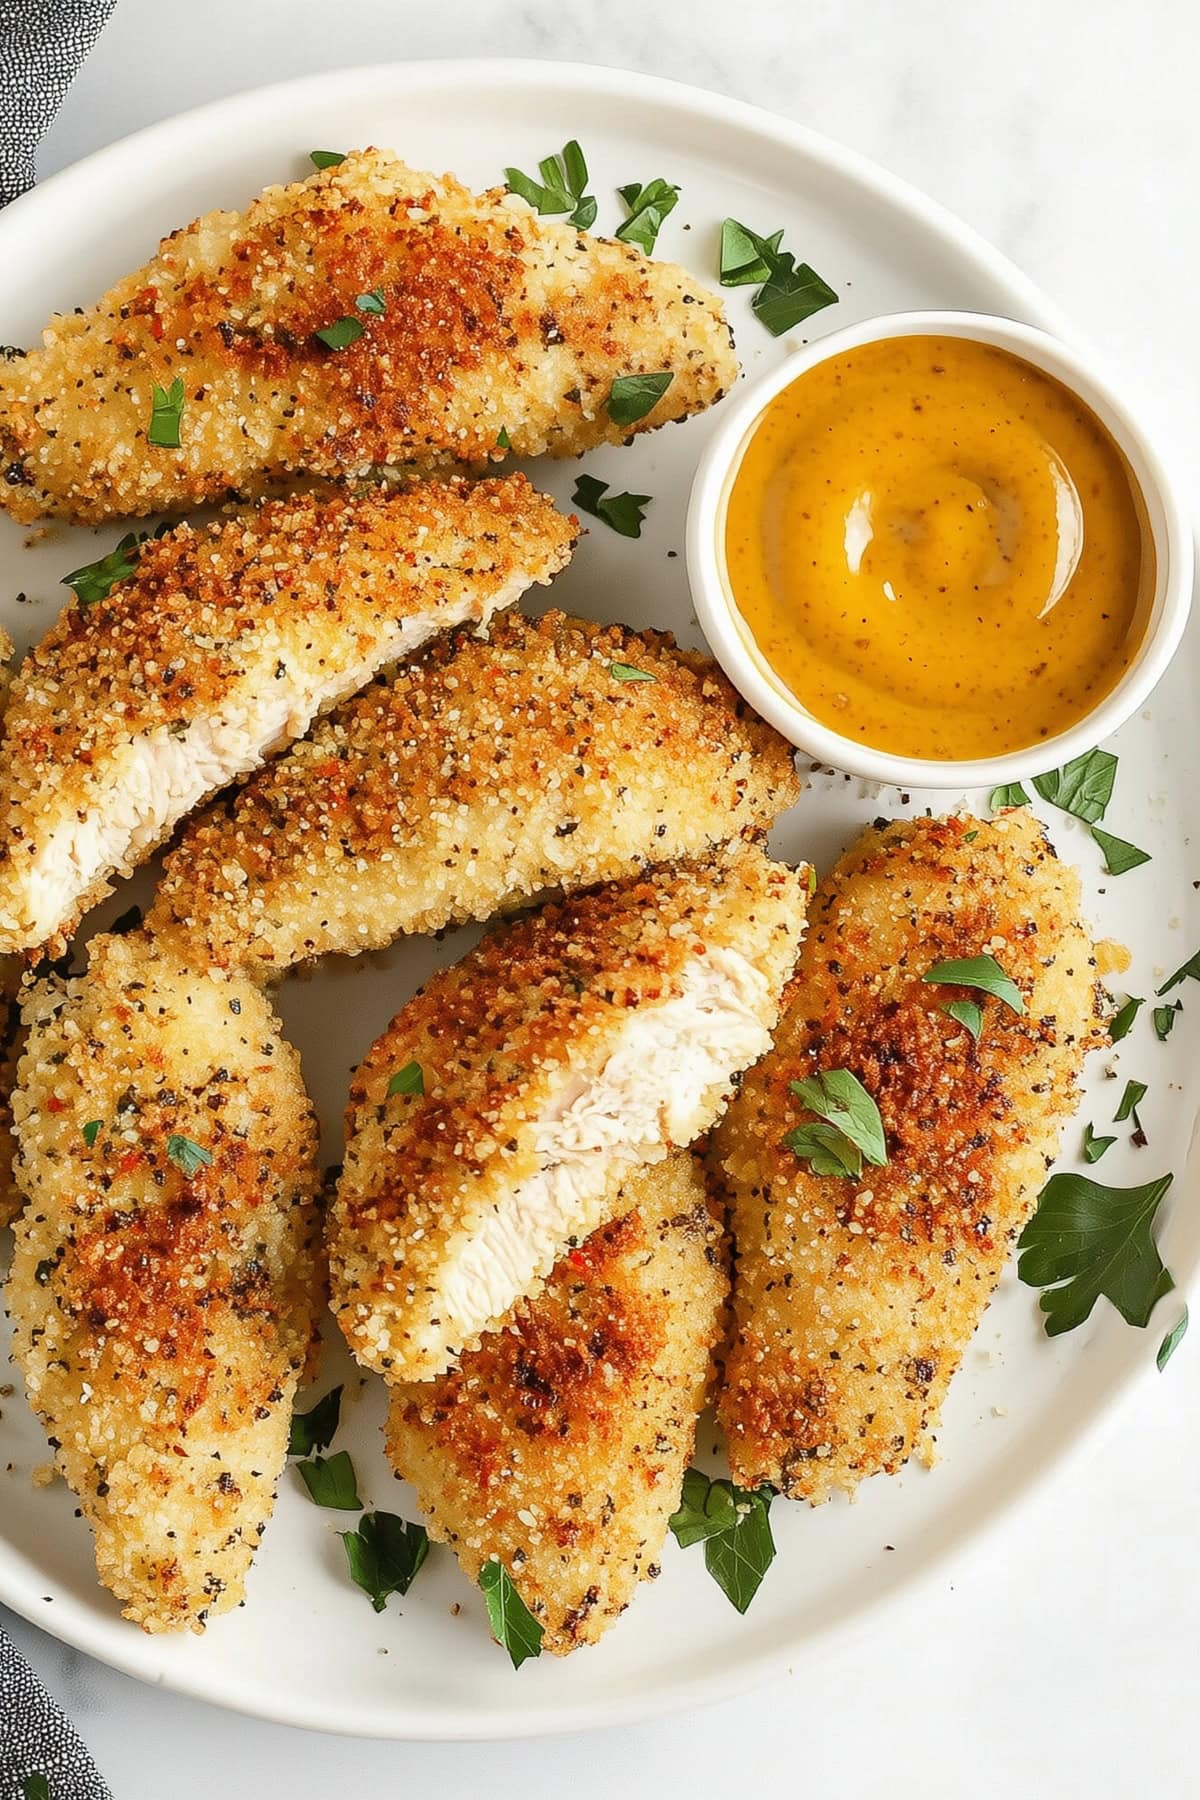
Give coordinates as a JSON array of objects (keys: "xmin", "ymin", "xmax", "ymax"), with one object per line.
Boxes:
[
  {"xmin": 0, "ymin": 475, "xmax": 575, "ymax": 955},
  {"xmin": 148, "ymin": 610, "xmax": 802, "ymax": 976},
  {"xmin": 386, "ymin": 1153, "xmax": 725, "ymax": 1655},
  {"xmin": 715, "ymin": 811, "xmax": 1106, "ymax": 1502},
  {"xmin": 330, "ymin": 842, "xmax": 807, "ymax": 1383},
  {"xmin": 6, "ymin": 931, "xmax": 321, "ymax": 1631},
  {"xmin": 0, "ymin": 148, "xmax": 737, "ymax": 524}
]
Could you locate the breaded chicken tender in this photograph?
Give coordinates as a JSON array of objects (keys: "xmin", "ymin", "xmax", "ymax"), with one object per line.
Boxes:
[
  {"xmin": 0, "ymin": 148, "xmax": 737, "ymax": 524},
  {"xmin": 386, "ymin": 1153, "xmax": 725, "ymax": 1654},
  {"xmin": 6, "ymin": 932, "xmax": 321, "ymax": 1631},
  {"xmin": 0, "ymin": 476, "xmax": 575, "ymax": 955},
  {"xmin": 331, "ymin": 842, "xmax": 807, "ymax": 1383},
  {"xmin": 715, "ymin": 811, "xmax": 1105, "ymax": 1502},
  {"xmin": 148, "ymin": 611, "xmax": 802, "ymax": 977}
]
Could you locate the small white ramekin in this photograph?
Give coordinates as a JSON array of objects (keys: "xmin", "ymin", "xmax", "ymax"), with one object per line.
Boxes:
[{"xmin": 687, "ymin": 310, "xmax": 1194, "ymax": 789}]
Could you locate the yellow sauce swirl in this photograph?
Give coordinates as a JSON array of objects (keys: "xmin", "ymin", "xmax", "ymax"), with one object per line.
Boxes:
[{"xmin": 724, "ymin": 335, "xmax": 1153, "ymax": 760}]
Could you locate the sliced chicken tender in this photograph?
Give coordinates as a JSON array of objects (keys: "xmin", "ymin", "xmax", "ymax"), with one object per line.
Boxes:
[
  {"xmin": 148, "ymin": 610, "xmax": 802, "ymax": 977},
  {"xmin": 0, "ymin": 476, "xmax": 575, "ymax": 955},
  {"xmin": 715, "ymin": 811, "xmax": 1106, "ymax": 1503},
  {"xmin": 330, "ymin": 842, "xmax": 806, "ymax": 1383},
  {"xmin": 386, "ymin": 1153, "xmax": 725, "ymax": 1654},
  {"xmin": 6, "ymin": 932, "xmax": 321, "ymax": 1631},
  {"xmin": 0, "ymin": 148, "xmax": 736, "ymax": 524}
]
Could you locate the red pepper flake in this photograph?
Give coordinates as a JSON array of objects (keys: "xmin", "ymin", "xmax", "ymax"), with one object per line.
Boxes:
[
  {"xmin": 45, "ymin": 1096, "xmax": 66, "ymax": 1114},
  {"xmin": 117, "ymin": 1148, "xmax": 144, "ymax": 1175}
]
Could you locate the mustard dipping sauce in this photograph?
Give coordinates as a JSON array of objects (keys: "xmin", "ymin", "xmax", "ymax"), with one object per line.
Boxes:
[{"xmin": 724, "ymin": 335, "xmax": 1154, "ymax": 760}]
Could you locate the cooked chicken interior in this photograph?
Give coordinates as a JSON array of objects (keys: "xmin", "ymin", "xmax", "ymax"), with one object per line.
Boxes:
[
  {"xmin": 386, "ymin": 1153, "xmax": 725, "ymax": 1654},
  {"xmin": 715, "ymin": 811, "xmax": 1105, "ymax": 1502},
  {"xmin": 0, "ymin": 148, "xmax": 736, "ymax": 524},
  {"xmin": 6, "ymin": 931, "xmax": 321, "ymax": 1631},
  {"xmin": 0, "ymin": 476, "xmax": 575, "ymax": 955},
  {"xmin": 148, "ymin": 610, "xmax": 802, "ymax": 977},
  {"xmin": 330, "ymin": 842, "xmax": 807, "ymax": 1383}
]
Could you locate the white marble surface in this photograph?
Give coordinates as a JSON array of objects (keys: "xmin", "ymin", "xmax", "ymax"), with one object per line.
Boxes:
[{"xmin": 6, "ymin": 0, "xmax": 1199, "ymax": 1791}]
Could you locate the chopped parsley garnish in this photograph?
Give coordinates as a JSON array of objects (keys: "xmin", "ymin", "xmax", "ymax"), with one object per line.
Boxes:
[
  {"xmin": 606, "ymin": 370, "xmax": 675, "ymax": 427},
  {"xmin": 504, "ymin": 139, "xmax": 596, "ymax": 229},
  {"xmin": 1092, "ymin": 825, "xmax": 1150, "ymax": 875},
  {"xmin": 62, "ymin": 532, "xmax": 144, "ymax": 606},
  {"xmin": 943, "ymin": 998, "xmax": 983, "ymax": 1042},
  {"xmin": 785, "ymin": 1068, "xmax": 887, "ymax": 1178},
  {"xmin": 1082, "ymin": 1122, "xmax": 1116, "ymax": 1164},
  {"xmin": 608, "ymin": 661, "xmax": 657, "ymax": 683},
  {"xmin": 988, "ymin": 781, "xmax": 1030, "ymax": 811},
  {"xmin": 296, "ymin": 1450, "xmax": 362, "ymax": 1510},
  {"xmin": 923, "ymin": 953, "xmax": 1025, "ymax": 1015},
  {"xmin": 288, "ymin": 1385, "xmax": 343, "ymax": 1457},
  {"xmin": 1109, "ymin": 995, "xmax": 1143, "ymax": 1042},
  {"xmin": 615, "ymin": 177, "xmax": 679, "ymax": 253},
  {"xmin": 478, "ymin": 1558, "xmax": 543, "ymax": 1668},
  {"xmin": 668, "ymin": 1467, "xmax": 776, "ymax": 1614},
  {"xmin": 1032, "ymin": 748, "xmax": 1117, "ymax": 824},
  {"xmin": 387, "ymin": 1060, "xmax": 424, "ymax": 1098},
  {"xmin": 23, "ymin": 1778, "xmax": 50, "ymax": 1800},
  {"xmin": 1018, "ymin": 1170, "xmax": 1175, "ymax": 1335},
  {"xmin": 314, "ymin": 315, "xmax": 365, "ymax": 351},
  {"xmin": 310, "ymin": 150, "xmax": 345, "ymax": 169},
  {"xmin": 165, "ymin": 1133, "xmax": 213, "ymax": 1178},
  {"xmin": 147, "ymin": 377, "xmax": 185, "ymax": 449},
  {"xmin": 354, "ymin": 287, "xmax": 386, "ymax": 315},
  {"xmin": 718, "ymin": 217, "xmax": 837, "ymax": 335},
  {"xmin": 81, "ymin": 1120, "xmax": 102, "ymax": 1149},
  {"xmin": 1114, "ymin": 1078, "xmax": 1147, "ymax": 1127},
  {"xmin": 571, "ymin": 473, "xmax": 652, "ymax": 539},
  {"xmin": 1157, "ymin": 1308, "xmax": 1188, "ymax": 1372},
  {"xmin": 340, "ymin": 1511, "xmax": 429, "ymax": 1611},
  {"xmin": 495, "ymin": 426, "xmax": 511, "ymax": 449},
  {"xmin": 1153, "ymin": 1000, "xmax": 1182, "ymax": 1041},
  {"xmin": 1157, "ymin": 949, "xmax": 1200, "ymax": 995}
]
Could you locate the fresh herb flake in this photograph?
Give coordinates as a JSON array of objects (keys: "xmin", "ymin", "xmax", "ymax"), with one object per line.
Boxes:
[
  {"xmin": 608, "ymin": 661, "xmax": 657, "ymax": 683},
  {"xmin": 943, "ymin": 998, "xmax": 984, "ymax": 1041},
  {"xmin": 989, "ymin": 781, "xmax": 1031, "ymax": 811},
  {"xmin": 340, "ymin": 1510, "xmax": 428, "ymax": 1611},
  {"xmin": 505, "ymin": 139, "xmax": 596, "ymax": 229},
  {"xmin": 81, "ymin": 1119, "xmax": 102, "ymax": 1149},
  {"xmin": 782, "ymin": 1120, "xmax": 864, "ymax": 1178},
  {"xmin": 23, "ymin": 1778, "xmax": 50, "ymax": 1800},
  {"xmin": 314, "ymin": 316, "xmax": 365, "ymax": 351},
  {"xmin": 288, "ymin": 1385, "xmax": 343, "ymax": 1457},
  {"xmin": 147, "ymin": 377, "xmax": 185, "ymax": 449},
  {"xmin": 478, "ymin": 1558, "xmax": 543, "ymax": 1668},
  {"xmin": 615, "ymin": 177, "xmax": 679, "ymax": 254},
  {"xmin": 354, "ymin": 287, "xmax": 386, "ymax": 315},
  {"xmin": 719, "ymin": 218, "xmax": 783, "ymax": 287},
  {"xmin": 1032, "ymin": 748, "xmax": 1118, "ymax": 824},
  {"xmin": 387, "ymin": 1060, "xmax": 425, "ymax": 1098},
  {"xmin": 1109, "ymin": 995, "xmax": 1143, "ymax": 1042},
  {"xmin": 495, "ymin": 426, "xmax": 511, "ymax": 449},
  {"xmin": 606, "ymin": 370, "xmax": 675, "ymax": 427},
  {"xmin": 165, "ymin": 1133, "xmax": 212, "ymax": 1179},
  {"xmin": 668, "ymin": 1467, "xmax": 775, "ymax": 1614},
  {"xmin": 1153, "ymin": 1001, "xmax": 1182, "ymax": 1042},
  {"xmin": 1083, "ymin": 1122, "xmax": 1116, "ymax": 1164},
  {"xmin": 1114, "ymin": 1078, "xmax": 1147, "ymax": 1125},
  {"xmin": 296, "ymin": 1450, "xmax": 362, "ymax": 1510},
  {"xmin": 310, "ymin": 150, "xmax": 345, "ymax": 169},
  {"xmin": 923, "ymin": 953, "xmax": 1025, "ymax": 1015},
  {"xmin": 571, "ymin": 473, "xmax": 652, "ymax": 539},
  {"xmin": 787, "ymin": 1068, "xmax": 888, "ymax": 1171},
  {"xmin": 1092, "ymin": 825, "xmax": 1150, "ymax": 876},
  {"xmin": 1017, "ymin": 1170, "xmax": 1175, "ymax": 1335},
  {"xmin": 1157, "ymin": 1308, "xmax": 1188, "ymax": 1372},
  {"xmin": 1157, "ymin": 949, "xmax": 1200, "ymax": 996},
  {"xmin": 62, "ymin": 532, "xmax": 145, "ymax": 606},
  {"xmin": 753, "ymin": 259, "xmax": 838, "ymax": 336}
]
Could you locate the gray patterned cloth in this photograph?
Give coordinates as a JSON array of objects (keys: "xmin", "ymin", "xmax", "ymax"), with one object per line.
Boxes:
[{"xmin": 1, "ymin": 2, "xmax": 118, "ymax": 1780}]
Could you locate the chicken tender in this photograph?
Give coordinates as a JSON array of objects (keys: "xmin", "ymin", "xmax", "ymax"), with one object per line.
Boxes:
[
  {"xmin": 715, "ymin": 810, "xmax": 1105, "ymax": 1502},
  {"xmin": 6, "ymin": 931, "xmax": 321, "ymax": 1631},
  {"xmin": 0, "ymin": 476, "xmax": 575, "ymax": 955},
  {"xmin": 0, "ymin": 148, "xmax": 737, "ymax": 524},
  {"xmin": 148, "ymin": 611, "xmax": 802, "ymax": 977},
  {"xmin": 330, "ymin": 842, "xmax": 807, "ymax": 1383},
  {"xmin": 386, "ymin": 1152, "xmax": 725, "ymax": 1655}
]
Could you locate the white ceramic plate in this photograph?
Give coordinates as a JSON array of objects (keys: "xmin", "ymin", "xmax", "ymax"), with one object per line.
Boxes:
[{"xmin": 0, "ymin": 59, "xmax": 1195, "ymax": 1741}]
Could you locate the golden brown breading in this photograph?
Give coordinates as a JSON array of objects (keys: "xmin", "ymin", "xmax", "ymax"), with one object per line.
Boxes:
[
  {"xmin": 0, "ymin": 953, "xmax": 20, "ymax": 1228},
  {"xmin": 330, "ymin": 842, "xmax": 806, "ymax": 1383},
  {"xmin": 715, "ymin": 810, "xmax": 1105, "ymax": 1502},
  {"xmin": 148, "ymin": 611, "xmax": 802, "ymax": 977},
  {"xmin": 0, "ymin": 149, "xmax": 737, "ymax": 524},
  {"xmin": 6, "ymin": 931, "xmax": 321, "ymax": 1631},
  {"xmin": 385, "ymin": 1153, "xmax": 725, "ymax": 1655},
  {"xmin": 0, "ymin": 476, "xmax": 575, "ymax": 956}
]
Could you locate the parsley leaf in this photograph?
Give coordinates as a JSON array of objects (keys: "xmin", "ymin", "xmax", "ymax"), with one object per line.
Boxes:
[
  {"xmin": 719, "ymin": 219, "xmax": 783, "ymax": 286},
  {"xmin": 1157, "ymin": 949, "xmax": 1200, "ymax": 995},
  {"xmin": 495, "ymin": 426, "xmax": 511, "ymax": 449},
  {"xmin": 296, "ymin": 1450, "xmax": 362, "ymax": 1510},
  {"xmin": 989, "ymin": 781, "xmax": 1031, "ymax": 811},
  {"xmin": 571, "ymin": 473, "xmax": 652, "ymax": 539},
  {"xmin": 354, "ymin": 288, "xmax": 386, "ymax": 315},
  {"xmin": 1017, "ymin": 1170, "xmax": 1175, "ymax": 1335},
  {"xmin": 314, "ymin": 316, "xmax": 364, "ymax": 351},
  {"xmin": 1114, "ymin": 1078, "xmax": 1147, "ymax": 1126},
  {"xmin": 718, "ymin": 218, "xmax": 837, "ymax": 335},
  {"xmin": 147, "ymin": 377, "xmax": 185, "ymax": 449},
  {"xmin": 943, "ymin": 998, "xmax": 983, "ymax": 1041},
  {"xmin": 1109, "ymin": 995, "xmax": 1143, "ymax": 1042},
  {"xmin": 1092, "ymin": 825, "xmax": 1150, "ymax": 875},
  {"xmin": 1153, "ymin": 1001, "xmax": 1182, "ymax": 1041},
  {"xmin": 478, "ymin": 1558, "xmax": 543, "ymax": 1668},
  {"xmin": 606, "ymin": 370, "xmax": 675, "ymax": 427},
  {"xmin": 1083, "ymin": 1122, "xmax": 1116, "ymax": 1164},
  {"xmin": 923, "ymin": 953, "xmax": 1025, "ymax": 1015},
  {"xmin": 340, "ymin": 1510, "xmax": 428, "ymax": 1611},
  {"xmin": 615, "ymin": 177, "xmax": 679, "ymax": 253},
  {"xmin": 1032, "ymin": 748, "xmax": 1118, "ymax": 824},
  {"xmin": 1157, "ymin": 1308, "xmax": 1188, "ymax": 1372},
  {"xmin": 787, "ymin": 1068, "xmax": 888, "ymax": 1170},
  {"xmin": 782, "ymin": 1120, "xmax": 865, "ymax": 1178},
  {"xmin": 288, "ymin": 1385, "xmax": 343, "ymax": 1457},
  {"xmin": 387, "ymin": 1060, "xmax": 424, "ymax": 1098},
  {"xmin": 62, "ymin": 532, "xmax": 144, "ymax": 606},
  {"xmin": 81, "ymin": 1119, "xmax": 102, "ymax": 1148},
  {"xmin": 166, "ymin": 1133, "xmax": 212, "ymax": 1179},
  {"xmin": 608, "ymin": 661, "xmax": 656, "ymax": 683},
  {"xmin": 310, "ymin": 150, "xmax": 345, "ymax": 169},
  {"xmin": 504, "ymin": 140, "xmax": 596, "ymax": 228},
  {"xmin": 668, "ymin": 1467, "xmax": 776, "ymax": 1614},
  {"xmin": 23, "ymin": 1778, "xmax": 50, "ymax": 1800}
]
